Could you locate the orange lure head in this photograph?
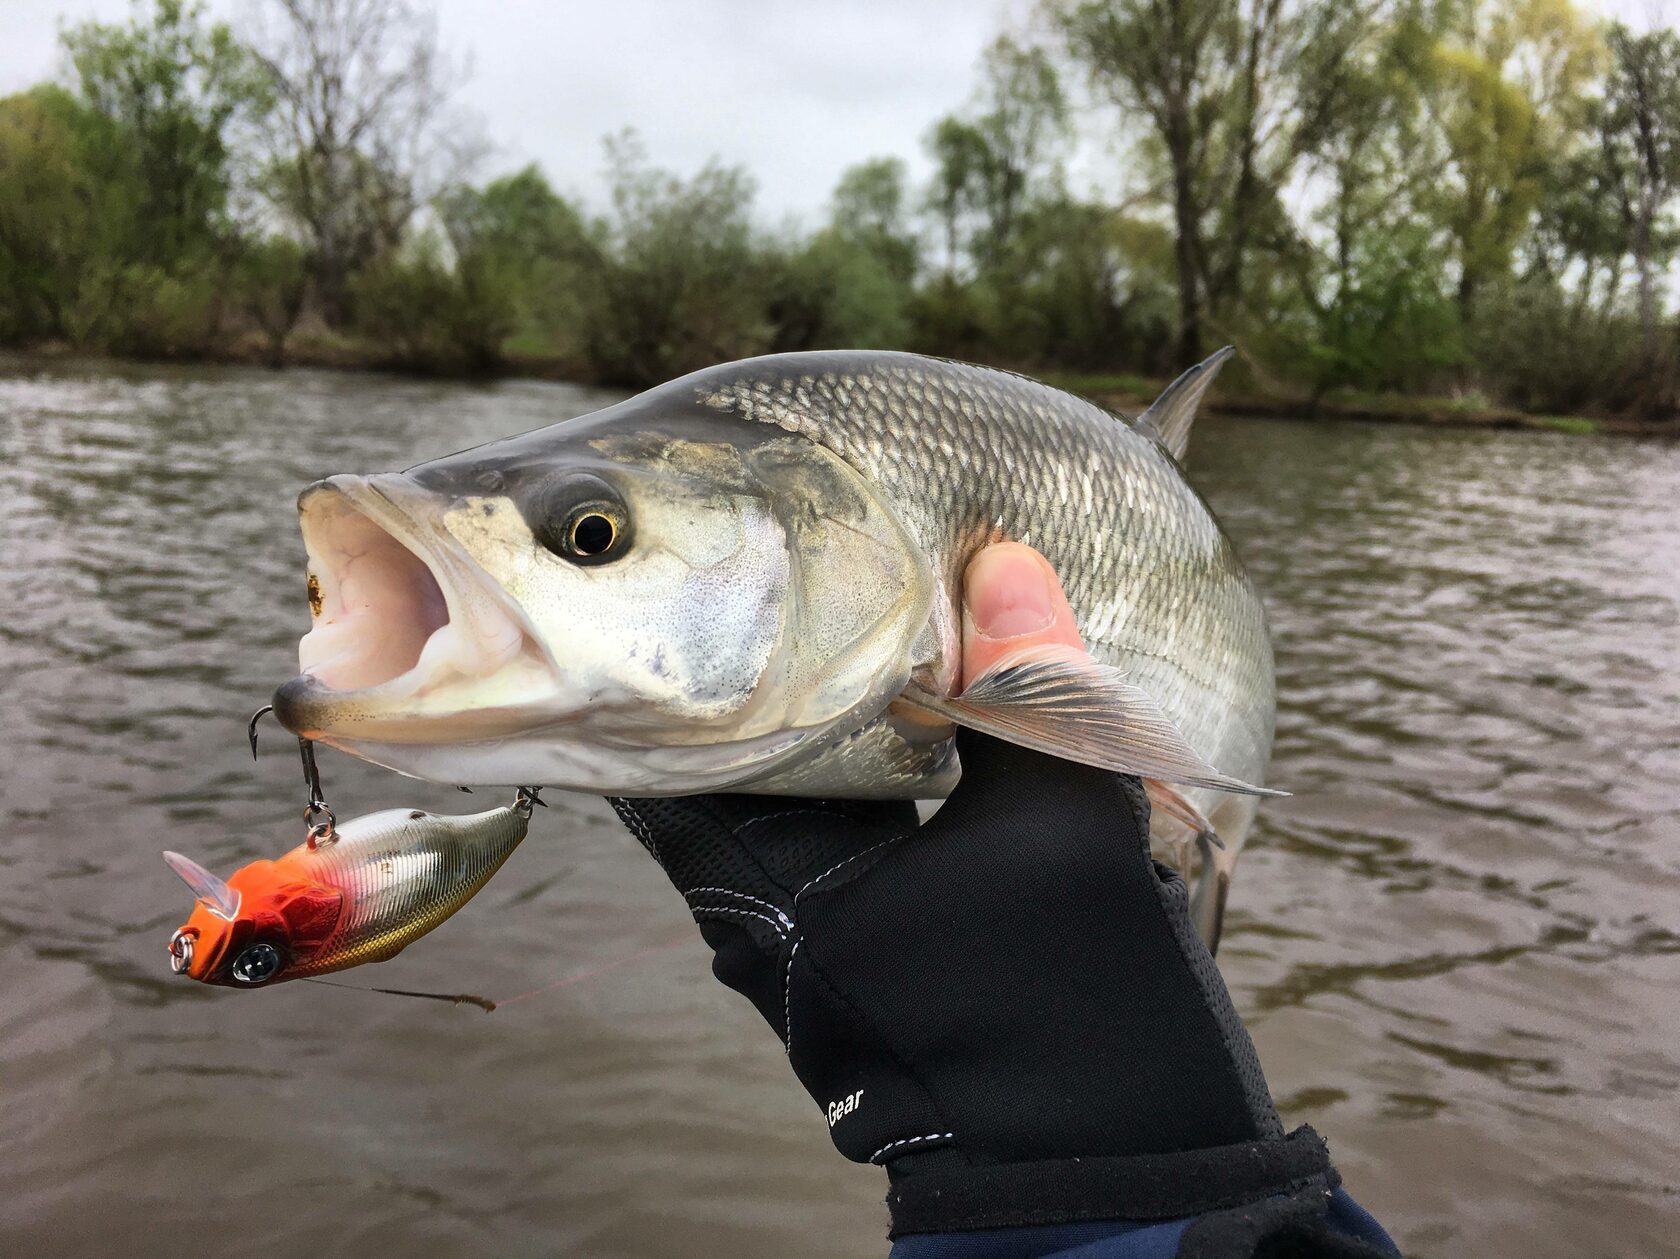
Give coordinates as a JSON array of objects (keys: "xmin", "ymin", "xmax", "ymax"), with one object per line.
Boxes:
[{"xmin": 164, "ymin": 851, "xmax": 345, "ymax": 988}]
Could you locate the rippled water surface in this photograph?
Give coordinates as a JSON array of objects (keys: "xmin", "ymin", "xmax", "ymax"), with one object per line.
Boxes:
[{"xmin": 2, "ymin": 357, "xmax": 1676, "ymax": 1258}]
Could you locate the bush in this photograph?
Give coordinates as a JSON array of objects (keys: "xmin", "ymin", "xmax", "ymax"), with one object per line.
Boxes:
[
  {"xmin": 576, "ymin": 136, "xmax": 775, "ymax": 386},
  {"xmin": 1468, "ymin": 276, "xmax": 1657, "ymax": 414},
  {"xmin": 350, "ymin": 234, "xmax": 515, "ymax": 375},
  {"xmin": 233, "ymin": 236, "xmax": 308, "ymax": 362},
  {"xmin": 766, "ymin": 228, "xmax": 913, "ymax": 352}
]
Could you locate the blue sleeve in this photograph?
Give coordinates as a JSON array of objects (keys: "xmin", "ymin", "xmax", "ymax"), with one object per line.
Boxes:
[{"xmin": 887, "ymin": 1188, "xmax": 1399, "ymax": 1259}]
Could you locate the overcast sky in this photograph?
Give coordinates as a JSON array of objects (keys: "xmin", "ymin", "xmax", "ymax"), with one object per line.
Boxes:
[{"xmin": 0, "ymin": 0, "xmax": 1669, "ymax": 224}]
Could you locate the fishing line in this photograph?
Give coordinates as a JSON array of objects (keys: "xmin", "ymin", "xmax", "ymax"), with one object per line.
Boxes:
[
  {"xmin": 492, "ymin": 930, "xmax": 693, "ymax": 1008},
  {"xmin": 297, "ymin": 930, "xmax": 694, "ymax": 1013},
  {"xmin": 301, "ymin": 977, "xmax": 498, "ymax": 1011}
]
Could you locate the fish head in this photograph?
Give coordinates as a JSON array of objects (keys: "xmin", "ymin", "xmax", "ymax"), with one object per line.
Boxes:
[
  {"xmin": 271, "ymin": 391, "xmax": 933, "ymax": 790},
  {"xmin": 164, "ymin": 851, "xmax": 344, "ymax": 988}
]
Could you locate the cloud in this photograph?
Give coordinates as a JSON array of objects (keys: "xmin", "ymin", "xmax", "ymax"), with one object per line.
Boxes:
[{"xmin": 0, "ymin": 0, "xmax": 1026, "ymax": 221}]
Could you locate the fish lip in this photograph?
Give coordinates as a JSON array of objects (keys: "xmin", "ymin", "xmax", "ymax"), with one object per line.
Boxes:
[{"xmin": 274, "ymin": 472, "xmax": 561, "ymax": 740}]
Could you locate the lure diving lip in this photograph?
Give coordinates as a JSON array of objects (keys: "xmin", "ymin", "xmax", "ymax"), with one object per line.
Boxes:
[{"xmin": 165, "ymin": 796, "xmax": 533, "ymax": 989}]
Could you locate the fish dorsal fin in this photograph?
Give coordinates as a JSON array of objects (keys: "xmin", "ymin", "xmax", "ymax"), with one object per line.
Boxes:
[
  {"xmin": 1134, "ymin": 346, "xmax": 1236, "ymax": 461},
  {"xmin": 900, "ymin": 645, "xmax": 1284, "ymax": 797}
]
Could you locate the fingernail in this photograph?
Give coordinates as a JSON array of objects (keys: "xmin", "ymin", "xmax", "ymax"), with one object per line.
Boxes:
[{"xmin": 967, "ymin": 548, "xmax": 1055, "ymax": 639}]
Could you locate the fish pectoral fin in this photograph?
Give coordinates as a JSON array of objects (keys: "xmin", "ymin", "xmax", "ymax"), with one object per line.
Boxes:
[
  {"xmin": 899, "ymin": 646, "xmax": 1285, "ymax": 798},
  {"xmin": 1142, "ymin": 778, "xmax": 1226, "ymax": 849}
]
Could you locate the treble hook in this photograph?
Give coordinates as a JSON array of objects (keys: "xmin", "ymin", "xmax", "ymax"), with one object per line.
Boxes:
[
  {"xmin": 247, "ymin": 707, "xmax": 541, "ymax": 834},
  {"xmin": 247, "ymin": 704, "xmax": 272, "ymax": 760},
  {"xmin": 513, "ymin": 786, "xmax": 548, "ymax": 819},
  {"xmin": 247, "ymin": 704, "xmax": 337, "ymax": 847}
]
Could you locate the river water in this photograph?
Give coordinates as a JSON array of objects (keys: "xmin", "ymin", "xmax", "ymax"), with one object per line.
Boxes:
[{"xmin": 1, "ymin": 357, "xmax": 1675, "ymax": 1259}]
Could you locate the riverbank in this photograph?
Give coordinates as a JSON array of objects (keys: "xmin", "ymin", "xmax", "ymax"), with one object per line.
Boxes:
[
  {"xmin": 5, "ymin": 342, "xmax": 1675, "ymax": 438},
  {"xmin": 1043, "ymin": 371, "xmax": 1679, "ymax": 439}
]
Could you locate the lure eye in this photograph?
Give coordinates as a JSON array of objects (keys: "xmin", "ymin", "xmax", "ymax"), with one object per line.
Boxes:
[{"xmin": 230, "ymin": 942, "xmax": 284, "ymax": 985}]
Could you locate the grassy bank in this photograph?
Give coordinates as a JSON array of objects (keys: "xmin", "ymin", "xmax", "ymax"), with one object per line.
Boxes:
[
  {"xmin": 9, "ymin": 341, "xmax": 1675, "ymax": 439},
  {"xmin": 1042, "ymin": 371, "xmax": 1680, "ymax": 439}
]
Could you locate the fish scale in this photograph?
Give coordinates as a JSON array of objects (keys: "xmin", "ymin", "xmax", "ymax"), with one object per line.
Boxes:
[
  {"xmin": 694, "ymin": 352, "xmax": 1276, "ymax": 818},
  {"xmin": 272, "ymin": 349, "xmax": 1276, "ymax": 938}
]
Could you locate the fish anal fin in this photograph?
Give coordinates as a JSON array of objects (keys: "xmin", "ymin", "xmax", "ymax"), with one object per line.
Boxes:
[
  {"xmin": 1143, "ymin": 778, "xmax": 1225, "ymax": 850},
  {"xmin": 1135, "ymin": 345, "xmax": 1236, "ymax": 461},
  {"xmin": 899, "ymin": 645, "xmax": 1284, "ymax": 798}
]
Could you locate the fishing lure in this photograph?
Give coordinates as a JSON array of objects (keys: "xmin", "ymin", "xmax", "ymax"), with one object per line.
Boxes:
[{"xmin": 165, "ymin": 711, "xmax": 539, "ymax": 990}]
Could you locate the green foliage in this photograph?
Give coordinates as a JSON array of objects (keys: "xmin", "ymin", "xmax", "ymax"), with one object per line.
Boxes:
[
  {"xmin": 442, "ymin": 165, "xmax": 596, "ymax": 362},
  {"xmin": 2, "ymin": 0, "xmax": 1680, "ymax": 425},
  {"xmin": 350, "ymin": 231, "xmax": 513, "ymax": 375},
  {"xmin": 923, "ymin": 36, "xmax": 1067, "ymax": 276},
  {"xmin": 829, "ymin": 156, "xmax": 919, "ymax": 284},
  {"xmin": 0, "ymin": 1, "xmax": 262, "ymax": 353},
  {"xmin": 574, "ymin": 134, "xmax": 775, "ymax": 386},
  {"xmin": 767, "ymin": 228, "xmax": 913, "ymax": 352},
  {"xmin": 63, "ymin": 0, "xmax": 266, "ymax": 270},
  {"xmin": 0, "ymin": 87, "xmax": 111, "ymax": 341},
  {"xmin": 1261, "ymin": 221, "xmax": 1464, "ymax": 400},
  {"xmin": 1468, "ymin": 273, "xmax": 1644, "ymax": 413},
  {"xmin": 1592, "ymin": 22, "xmax": 1680, "ymax": 375},
  {"xmin": 1535, "ymin": 414, "xmax": 1599, "ymax": 433},
  {"xmin": 233, "ymin": 235, "xmax": 308, "ymax": 360}
]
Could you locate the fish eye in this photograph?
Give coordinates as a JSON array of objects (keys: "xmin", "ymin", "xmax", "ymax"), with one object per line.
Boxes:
[
  {"xmin": 230, "ymin": 941, "xmax": 284, "ymax": 985},
  {"xmin": 530, "ymin": 474, "xmax": 631, "ymax": 565},
  {"xmin": 569, "ymin": 511, "xmax": 617, "ymax": 556}
]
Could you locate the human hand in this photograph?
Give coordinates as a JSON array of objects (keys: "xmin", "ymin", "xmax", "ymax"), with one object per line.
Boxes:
[{"xmin": 608, "ymin": 542, "xmax": 1335, "ymax": 1240}]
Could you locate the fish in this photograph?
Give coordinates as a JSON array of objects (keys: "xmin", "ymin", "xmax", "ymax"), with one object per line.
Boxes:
[
  {"xmin": 271, "ymin": 348, "xmax": 1276, "ymax": 946},
  {"xmin": 164, "ymin": 802, "xmax": 530, "ymax": 988}
]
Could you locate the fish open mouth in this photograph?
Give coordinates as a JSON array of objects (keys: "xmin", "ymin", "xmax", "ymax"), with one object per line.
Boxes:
[
  {"xmin": 296, "ymin": 490, "xmax": 451, "ymax": 691},
  {"xmin": 274, "ymin": 473, "xmax": 554, "ymax": 742}
]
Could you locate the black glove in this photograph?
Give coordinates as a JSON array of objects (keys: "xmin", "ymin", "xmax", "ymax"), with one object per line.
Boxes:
[{"xmin": 611, "ymin": 732, "xmax": 1371, "ymax": 1251}]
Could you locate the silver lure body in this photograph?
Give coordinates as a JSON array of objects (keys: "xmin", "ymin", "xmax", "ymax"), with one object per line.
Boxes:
[{"xmin": 289, "ymin": 805, "xmax": 530, "ymax": 972}]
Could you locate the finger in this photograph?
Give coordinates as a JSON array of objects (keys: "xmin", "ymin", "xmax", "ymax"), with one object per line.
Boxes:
[{"xmin": 961, "ymin": 541, "xmax": 1089, "ymax": 685}]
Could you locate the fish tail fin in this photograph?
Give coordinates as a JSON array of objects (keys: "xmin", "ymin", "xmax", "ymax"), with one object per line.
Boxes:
[{"xmin": 1190, "ymin": 834, "xmax": 1235, "ymax": 954}]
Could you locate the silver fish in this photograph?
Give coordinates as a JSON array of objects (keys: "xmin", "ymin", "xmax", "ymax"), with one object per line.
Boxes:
[{"xmin": 272, "ymin": 350, "xmax": 1276, "ymax": 945}]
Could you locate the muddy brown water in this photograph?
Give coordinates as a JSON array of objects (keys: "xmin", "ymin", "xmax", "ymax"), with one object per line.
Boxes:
[{"xmin": 1, "ymin": 357, "xmax": 1675, "ymax": 1258}]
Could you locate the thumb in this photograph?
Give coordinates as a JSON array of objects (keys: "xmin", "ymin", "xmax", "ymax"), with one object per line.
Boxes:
[
  {"xmin": 961, "ymin": 541, "xmax": 1088, "ymax": 684},
  {"xmin": 933, "ymin": 541, "xmax": 1131, "ymax": 823}
]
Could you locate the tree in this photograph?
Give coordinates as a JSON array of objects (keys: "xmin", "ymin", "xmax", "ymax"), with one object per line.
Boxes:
[
  {"xmin": 1051, "ymin": 0, "xmax": 1377, "ymax": 368},
  {"xmin": 924, "ymin": 116, "xmax": 991, "ymax": 275},
  {"xmin": 762, "ymin": 158, "xmax": 921, "ymax": 354},
  {"xmin": 435, "ymin": 165, "xmax": 595, "ymax": 362},
  {"xmin": 922, "ymin": 36, "xmax": 1068, "ymax": 276},
  {"xmin": 829, "ymin": 156, "xmax": 919, "ymax": 283},
  {"xmin": 1417, "ymin": 0, "xmax": 1603, "ymax": 332},
  {"xmin": 233, "ymin": 235, "xmax": 308, "ymax": 361},
  {"xmin": 62, "ymin": 0, "xmax": 267, "ymax": 272},
  {"xmin": 1597, "ymin": 22, "xmax": 1680, "ymax": 363},
  {"xmin": 580, "ymin": 132, "xmax": 771, "ymax": 386},
  {"xmin": 0, "ymin": 88, "xmax": 111, "ymax": 340},
  {"xmin": 1263, "ymin": 2, "xmax": 1461, "ymax": 399},
  {"xmin": 966, "ymin": 36, "xmax": 1069, "ymax": 267},
  {"xmin": 247, "ymin": 0, "xmax": 474, "ymax": 323}
]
